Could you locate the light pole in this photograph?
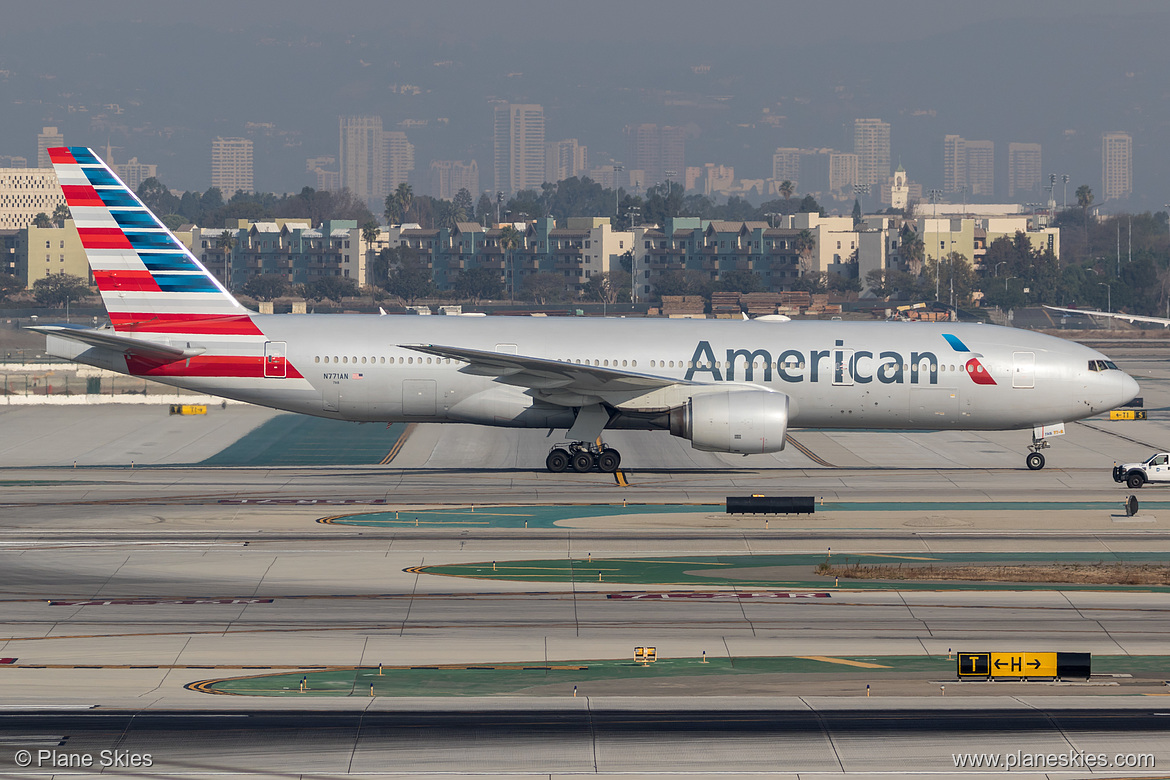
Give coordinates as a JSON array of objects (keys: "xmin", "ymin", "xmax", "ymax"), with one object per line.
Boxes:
[
  {"xmin": 1061, "ymin": 174, "xmax": 1069, "ymax": 211},
  {"xmin": 1098, "ymin": 282, "xmax": 1111, "ymax": 314},
  {"xmin": 614, "ymin": 165, "xmax": 624, "ymax": 221},
  {"xmin": 853, "ymin": 183, "xmax": 870, "ymax": 219},
  {"xmin": 995, "ymin": 261, "xmax": 1007, "ymax": 278},
  {"xmin": 929, "ymin": 189, "xmax": 942, "ymax": 301}
]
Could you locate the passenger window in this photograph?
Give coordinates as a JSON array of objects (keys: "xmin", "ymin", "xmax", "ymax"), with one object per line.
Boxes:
[
  {"xmin": 315, "ymin": 356, "xmax": 320, "ymax": 363},
  {"xmin": 342, "ymin": 357, "xmax": 348, "ymax": 364}
]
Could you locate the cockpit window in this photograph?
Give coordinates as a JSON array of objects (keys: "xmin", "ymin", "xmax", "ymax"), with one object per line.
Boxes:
[
  {"xmin": 1088, "ymin": 360, "xmax": 1117, "ymax": 372},
  {"xmin": 1104, "ymin": 360, "xmax": 1119, "ymax": 370}
]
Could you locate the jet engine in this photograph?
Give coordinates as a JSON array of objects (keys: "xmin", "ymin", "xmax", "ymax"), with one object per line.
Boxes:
[{"xmin": 668, "ymin": 390, "xmax": 789, "ymax": 454}]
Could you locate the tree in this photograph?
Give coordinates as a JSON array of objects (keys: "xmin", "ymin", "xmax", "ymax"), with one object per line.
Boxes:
[
  {"xmin": 778, "ymin": 180, "xmax": 795, "ymax": 206},
  {"xmin": 387, "ymin": 182, "xmax": 414, "ymax": 224},
  {"xmin": 1076, "ymin": 184, "xmax": 1094, "ymax": 250},
  {"xmin": 521, "ymin": 272, "xmax": 566, "ymax": 304},
  {"xmin": 136, "ymin": 177, "xmax": 180, "ymax": 216},
  {"xmin": 453, "ymin": 267, "xmax": 503, "ymax": 302},
  {"xmin": 241, "ymin": 275, "xmax": 290, "ymax": 301},
  {"xmin": 798, "ymin": 194, "xmax": 822, "ymax": 214},
  {"xmin": 452, "ymin": 188, "xmax": 474, "ymax": 223},
  {"xmin": 52, "ymin": 203, "xmax": 71, "ymax": 227},
  {"xmin": 642, "ymin": 181, "xmax": 684, "ymax": 225},
  {"xmin": 0, "ymin": 273, "xmax": 23, "ymax": 301},
  {"xmin": 793, "ymin": 228, "xmax": 817, "ymax": 275},
  {"xmin": 302, "ymin": 276, "xmax": 358, "ymax": 302},
  {"xmin": 899, "ymin": 228, "xmax": 925, "ymax": 276},
  {"xmin": 216, "ymin": 230, "xmax": 238, "ymax": 289},
  {"xmin": 381, "ymin": 247, "xmax": 435, "ymax": 304},
  {"xmin": 653, "ymin": 269, "xmax": 711, "ymax": 299},
  {"xmin": 714, "ymin": 270, "xmax": 764, "ymax": 293},
  {"xmin": 582, "ymin": 270, "xmax": 631, "ymax": 305},
  {"xmin": 475, "ymin": 192, "xmax": 494, "ymax": 226},
  {"xmin": 851, "ymin": 198, "xmax": 862, "ymax": 224},
  {"xmin": 361, "ymin": 220, "xmax": 381, "ymax": 272},
  {"xmin": 32, "ymin": 273, "xmax": 90, "ymax": 307},
  {"xmin": 497, "ymin": 224, "xmax": 523, "ymax": 301},
  {"xmin": 32, "ymin": 212, "xmax": 51, "ymax": 228}
]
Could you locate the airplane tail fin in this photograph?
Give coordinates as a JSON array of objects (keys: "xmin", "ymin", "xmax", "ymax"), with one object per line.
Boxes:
[{"xmin": 49, "ymin": 146, "xmax": 261, "ymax": 337}]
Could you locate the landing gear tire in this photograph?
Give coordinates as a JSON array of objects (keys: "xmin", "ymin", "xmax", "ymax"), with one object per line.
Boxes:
[
  {"xmin": 546, "ymin": 449, "xmax": 569, "ymax": 473},
  {"xmin": 1025, "ymin": 452, "xmax": 1045, "ymax": 471},
  {"xmin": 597, "ymin": 450, "xmax": 621, "ymax": 473},
  {"xmin": 571, "ymin": 451, "xmax": 594, "ymax": 473},
  {"xmin": 1127, "ymin": 472, "xmax": 1145, "ymax": 489}
]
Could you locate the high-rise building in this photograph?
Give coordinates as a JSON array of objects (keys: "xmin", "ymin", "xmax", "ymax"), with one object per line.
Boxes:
[
  {"xmin": 339, "ymin": 115, "xmax": 386, "ymax": 208},
  {"xmin": 493, "ymin": 104, "xmax": 545, "ymax": 196},
  {"xmin": 37, "ymin": 127, "xmax": 64, "ymax": 169},
  {"xmin": 1102, "ymin": 131, "xmax": 1133, "ymax": 201},
  {"xmin": 965, "ymin": 140, "xmax": 994, "ymax": 197},
  {"xmin": 545, "ymin": 138, "xmax": 588, "ymax": 183},
  {"xmin": 852, "ymin": 119, "xmax": 890, "ymax": 188},
  {"xmin": 0, "ymin": 168, "xmax": 65, "ymax": 229},
  {"xmin": 429, "ymin": 160, "xmax": 479, "ymax": 201},
  {"xmin": 385, "ymin": 131, "xmax": 415, "ymax": 193},
  {"xmin": 1007, "ymin": 143, "xmax": 1042, "ymax": 199},
  {"xmin": 772, "ymin": 148, "xmax": 803, "ymax": 188},
  {"xmin": 942, "ymin": 134, "xmax": 966, "ymax": 193},
  {"xmin": 211, "ymin": 137, "xmax": 254, "ymax": 194},
  {"xmin": 828, "ymin": 152, "xmax": 859, "ymax": 195},
  {"xmin": 113, "ymin": 158, "xmax": 158, "ymax": 190},
  {"xmin": 625, "ymin": 123, "xmax": 685, "ymax": 189}
]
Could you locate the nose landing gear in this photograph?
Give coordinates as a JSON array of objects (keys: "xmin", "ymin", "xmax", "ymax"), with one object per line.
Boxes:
[
  {"xmin": 1024, "ymin": 423, "xmax": 1065, "ymax": 471},
  {"xmin": 545, "ymin": 441, "xmax": 622, "ymax": 473}
]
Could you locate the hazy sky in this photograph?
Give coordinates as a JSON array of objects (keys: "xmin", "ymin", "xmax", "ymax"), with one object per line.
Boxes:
[{"xmin": 2, "ymin": 1, "xmax": 1167, "ymax": 209}]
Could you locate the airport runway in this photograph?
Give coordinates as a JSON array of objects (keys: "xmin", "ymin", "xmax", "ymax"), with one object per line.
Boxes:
[{"xmin": 0, "ymin": 342, "xmax": 1168, "ymax": 776}]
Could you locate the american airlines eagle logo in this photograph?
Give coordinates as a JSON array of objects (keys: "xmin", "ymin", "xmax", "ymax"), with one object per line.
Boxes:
[{"xmin": 942, "ymin": 333, "xmax": 996, "ymax": 386}]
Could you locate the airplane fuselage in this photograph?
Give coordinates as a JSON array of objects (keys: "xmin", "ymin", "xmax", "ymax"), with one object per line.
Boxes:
[{"xmin": 51, "ymin": 315, "xmax": 1135, "ymax": 433}]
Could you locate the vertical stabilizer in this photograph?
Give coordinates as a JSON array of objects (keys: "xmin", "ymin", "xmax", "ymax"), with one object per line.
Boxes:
[{"xmin": 49, "ymin": 146, "xmax": 260, "ymax": 337}]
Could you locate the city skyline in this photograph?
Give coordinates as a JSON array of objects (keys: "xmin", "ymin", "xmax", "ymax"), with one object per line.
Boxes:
[{"xmin": 1, "ymin": 2, "xmax": 1166, "ymax": 211}]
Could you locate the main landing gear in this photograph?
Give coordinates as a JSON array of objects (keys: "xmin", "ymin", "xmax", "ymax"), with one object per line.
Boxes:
[{"xmin": 545, "ymin": 441, "xmax": 622, "ymax": 474}]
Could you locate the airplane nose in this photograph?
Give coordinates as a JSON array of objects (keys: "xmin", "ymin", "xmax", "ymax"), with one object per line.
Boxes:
[{"xmin": 1118, "ymin": 372, "xmax": 1140, "ymax": 407}]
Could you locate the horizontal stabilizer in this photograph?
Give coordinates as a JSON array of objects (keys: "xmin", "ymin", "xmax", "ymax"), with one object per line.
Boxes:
[{"xmin": 27, "ymin": 324, "xmax": 205, "ymax": 363}]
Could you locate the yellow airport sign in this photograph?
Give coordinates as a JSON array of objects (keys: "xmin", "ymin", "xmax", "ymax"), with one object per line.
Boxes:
[
  {"xmin": 169, "ymin": 404, "xmax": 208, "ymax": 416},
  {"xmin": 958, "ymin": 651, "xmax": 1090, "ymax": 680},
  {"xmin": 990, "ymin": 652, "xmax": 1057, "ymax": 678},
  {"xmin": 1109, "ymin": 410, "xmax": 1147, "ymax": 421}
]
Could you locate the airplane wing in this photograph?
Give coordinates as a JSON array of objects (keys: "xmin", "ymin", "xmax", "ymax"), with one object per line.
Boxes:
[
  {"xmin": 27, "ymin": 324, "xmax": 206, "ymax": 362},
  {"xmin": 401, "ymin": 343, "xmax": 690, "ymax": 393},
  {"xmin": 1042, "ymin": 305, "xmax": 1170, "ymax": 328}
]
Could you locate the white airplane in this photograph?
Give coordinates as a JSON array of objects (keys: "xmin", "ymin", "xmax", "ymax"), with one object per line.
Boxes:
[{"xmin": 32, "ymin": 147, "xmax": 1139, "ymax": 472}]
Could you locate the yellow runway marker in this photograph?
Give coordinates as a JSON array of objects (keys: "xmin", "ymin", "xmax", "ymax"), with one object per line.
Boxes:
[
  {"xmin": 796, "ymin": 656, "xmax": 892, "ymax": 669},
  {"xmin": 379, "ymin": 423, "xmax": 416, "ymax": 465},
  {"xmin": 614, "ymin": 470, "xmax": 629, "ymax": 487}
]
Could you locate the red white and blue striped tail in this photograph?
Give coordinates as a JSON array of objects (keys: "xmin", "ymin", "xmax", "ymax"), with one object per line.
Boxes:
[{"xmin": 49, "ymin": 146, "xmax": 261, "ymax": 337}]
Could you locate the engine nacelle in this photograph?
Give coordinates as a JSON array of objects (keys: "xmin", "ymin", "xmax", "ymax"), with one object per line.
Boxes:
[{"xmin": 669, "ymin": 390, "xmax": 789, "ymax": 454}]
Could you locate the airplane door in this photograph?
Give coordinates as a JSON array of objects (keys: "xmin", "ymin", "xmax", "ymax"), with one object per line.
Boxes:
[
  {"xmin": 264, "ymin": 341, "xmax": 287, "ymax": 378},
  {"xmin": 403, "ymin": 379, "xmax": 437, "ymax": 416},
  {"xmin": 833, "ymin": 349, "xmax": 854, "ymax": 386},
  {"xmin": 323, "ymin": 382, "xmax": 339, "ymax": 412},
  {"xmin": 1012, "ymin": 352, "xmax": 1035, "ymax": 388}
]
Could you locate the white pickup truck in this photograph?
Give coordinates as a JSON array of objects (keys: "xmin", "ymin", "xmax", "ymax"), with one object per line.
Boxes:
[{"xmin": 1113, "ymin": 453, "xmax": 1170, "ymax": 488}]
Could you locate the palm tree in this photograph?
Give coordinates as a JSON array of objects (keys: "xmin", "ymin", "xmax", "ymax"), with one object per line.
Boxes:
[
  {"xmin": 497, "ymin": 224, "xmax": 523, "ymax": 302},
  {"xmin": 793, "ymin": 228, "xmax": 817, "ymax": 276},
  {"xmin": 393, "ymin": 183, "xmax": 413, "ymax": 224},
  {"xmin": 361, "ymin": 220, "xmax": 380, "ymax": 280},
  {"xmin": 779, "ymin": 180, "xmax": 795, "ymax": 211},
  {"xmin": 52, "ymin": 203, "xmax": 71, "ymax": 227},
  {"xmin": 216, "ymin": 230, "xmax": 238, "ymax": 289},
  {"xmin": 900, "ymin": 229, "xmax": 925, "ymax": 276},
  {"xmin": 32, "ymin": 212, "xmax": 52, "ymax": 229},
  {"xmin": 1076, "ymin": 184, "xmax": 1094, "ymax": 250}
]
